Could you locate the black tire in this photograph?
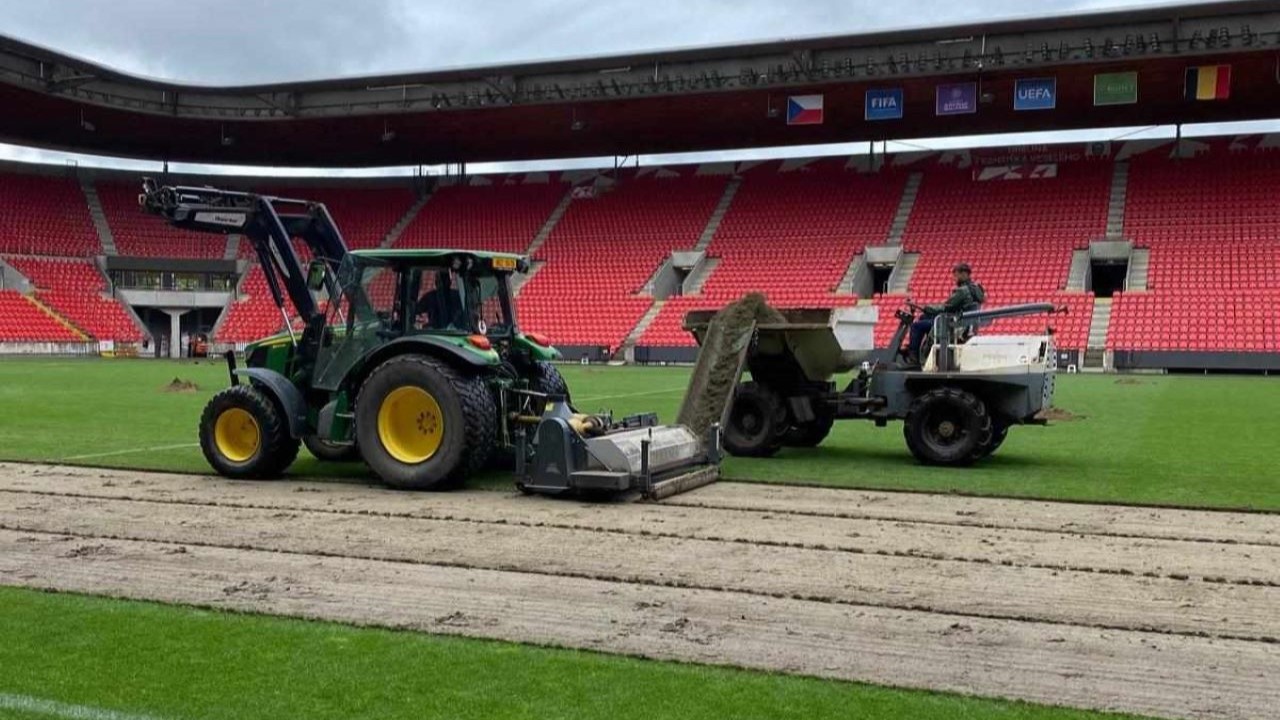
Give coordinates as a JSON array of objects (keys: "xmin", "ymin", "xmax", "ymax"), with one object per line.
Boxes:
[
  {"xmin": 782, "ymin": 398, "xmax": 835, "ymax": 448},
  {"xmin": 199, "ymin": 385, "xmax": 300, "ymax": 479},
  {"xmin": 972, "ymin": 421, "xmax": 1009, "ymax": 460},
  {"xmin": 303, "ymin": 435, "xmax": 360, "ymax": 463},
  {"xmin": 723, "ymin": 382, "xmax": 786, "ymax": 458},
  {"xmin": 903, "ymin": 387, "xmax": 991, "ymax": 466},
  {"xmin": 491, "ymin": 360, "xmax": 571, "ymax": 471},
  {"xmin": 356, "ymin": 355, "xmax": 497, "ymax": 490}
]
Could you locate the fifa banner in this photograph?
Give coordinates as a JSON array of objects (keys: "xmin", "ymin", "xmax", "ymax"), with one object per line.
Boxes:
[
  {"xmin": 1094, "ymin": 71, "xmax": 1138, "ymax": 106},
  {"xmin": 1014, "ymin": 78, "xmax": 1056, "ymax": 111},
  {"xmin": 936, "ymin": 82, "xmax": 977, "ymax": 116},
  {"xmin": 975, "ymin": 164, "xmax": 1059, "ymax": 181},
  {"xmin": 865, "ymin": 88, "xmax": 903, "ymax": 121},
  {"xmin": 787, "ymin": 95, "xmax": 824, "ymax": 125}
]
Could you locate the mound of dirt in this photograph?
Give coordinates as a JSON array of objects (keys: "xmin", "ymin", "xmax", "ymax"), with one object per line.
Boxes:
[
  {"xmin": 162, "ymin": 378, "xmax": 201, "ymax": 393},
  {"xmin": 1038, "ymin": 407, "xmax": 1086, "ymax": 423}
]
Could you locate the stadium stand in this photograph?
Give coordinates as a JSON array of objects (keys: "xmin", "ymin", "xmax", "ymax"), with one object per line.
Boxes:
[
  {"xmin": 516, "ymin": 171, "xmax": 727, "ymax": 349},
  {"xmin": 255, "ymin": 186, "xmax": 417, "ymax": 251},
  {"xmin": 639, "ymin": 160, "xmax": 903, "ymax": 347},
  {"xmin": 0, "ymin": 173, "xmax": 100, "ymax": 256},
  {"xmin": 1110, "ymin": 144, "xmax": 1280, "ymax": 352},
  {"xmin": 868, "ymin": 160, "xmax": 1111, "ymax": 350},
  {"xmin": 0, "ymin": 290, "xmax": 81, "ymax": 342},
  {"xmin": 395, "ymin": 180, "xmax": 565, "ymax": 254},
  {"xmin": 4, "ymin": 257, "xmax": 142, "ymax": 341},
  {"xmin": 97, "ymin": 181, "xmax": 225, "ymax": 258}
]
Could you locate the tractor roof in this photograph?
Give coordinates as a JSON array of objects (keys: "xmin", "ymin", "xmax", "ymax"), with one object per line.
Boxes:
[{"xmin": 350, "ymin": 248, "xmax": 526, "ymax": 262}]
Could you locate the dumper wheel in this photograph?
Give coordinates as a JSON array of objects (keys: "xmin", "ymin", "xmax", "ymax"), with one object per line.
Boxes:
[
  {"xmin": 724, "ymin": 382, "xmax": 785, "ymax": 457},
  {"xmin": 903, "ymin": 387, "xmax": 990, "ymax": 466},
  {"xmin": 971, "ymin": 420, "xmax": 1009, "ymax": 460},
  {"xmin": 303, "ymin": 436, "xmax": 360, "ymax": 463},
  {"xmin": 356, "ymin": 355, "xmax": 497, "ymax": 490},
  {"xmin": 199, "ymin": 385, "xmax": 300, "ymax": 479},
  {"xmin": 783, "ymin": 400, "xmax": 835, "ymax": 448}
]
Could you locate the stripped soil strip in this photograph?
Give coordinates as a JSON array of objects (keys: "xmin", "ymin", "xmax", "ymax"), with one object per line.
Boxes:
[
  {"xmin": 2, "ymin": 530, "xmax": 1276, "ymax": 720},
  {"xmin": 2, "ymin": 492, "xmax": 1278, "ymax": 642}
]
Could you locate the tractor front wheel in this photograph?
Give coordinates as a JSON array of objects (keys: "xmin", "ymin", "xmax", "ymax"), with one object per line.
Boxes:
[
  {"xmin": 199, "ymin": 385, "xmax": 300, "ymax": 479},
  {"xmin": 356, "ymin": 355, "xmax": 496, "ymax": 490},
  {"xmin": 723, "ymin": 383, "xmax": 786, "ymax": 457},
  {"xmin": 903, "ymin": 387, "xmax": 990, "ymax": 466}
]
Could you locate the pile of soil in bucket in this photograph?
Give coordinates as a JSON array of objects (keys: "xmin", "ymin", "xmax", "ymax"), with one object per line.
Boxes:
[{"xmin": 678, "ymin": 293, "xmax": 785, "ymax": 437}]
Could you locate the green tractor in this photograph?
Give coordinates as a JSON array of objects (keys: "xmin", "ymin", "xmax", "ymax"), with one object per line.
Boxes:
[{"xmin": 141, "ymin": 182, "xmax": 566, "ymax": 490}]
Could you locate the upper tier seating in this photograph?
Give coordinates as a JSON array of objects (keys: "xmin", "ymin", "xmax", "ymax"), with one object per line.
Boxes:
[
  {"xmin": 98, "ymin": 181, "xmax": 224, "ymax": 258},
  {"xmin": 0, "ymin": 174, "xmax": 100, "ymax": 256},
  {"xmin": 517, "ymin": 172, "xmax": 727, "ymax": 348},
  {"xmin": 396, "ymin": 182, "xmax": 565, "ymax": 254},
  {"xmin": 639, "ymin": 162, "xmax": 902, "ymax": 347},
  {"xmin": 257, "ymin": 186, "xmax": 417, "ymax": 251},
  {"xmin": 1110, "ymin": 145, "xmax": 1280, "ymax": 352},
  {"xmin": 5, "ymin": 257, "xmax": 142, "ymax": 341}
]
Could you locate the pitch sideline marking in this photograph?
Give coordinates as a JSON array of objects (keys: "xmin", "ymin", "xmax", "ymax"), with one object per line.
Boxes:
[
  {"xmin": 61, "ymin": 443, "xmax": 200, "ymax": 462},
  {"xmin": 573, "ymin": 386, "xmax": 687, "ymax": 403},
  {"xmin": 0, "ymin": 693, "xmax": 173, "ymax": 720}
]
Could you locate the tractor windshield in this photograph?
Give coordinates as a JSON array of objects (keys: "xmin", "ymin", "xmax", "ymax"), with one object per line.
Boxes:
[{"xmin": 408, "ymin": 268, "xmax": 512, "ymax": 336}]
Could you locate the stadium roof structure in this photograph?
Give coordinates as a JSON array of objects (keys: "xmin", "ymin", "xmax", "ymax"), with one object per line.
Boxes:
[{"xmin": 0, "ymin": 1, "xmax": 1278, "ymax": 166}]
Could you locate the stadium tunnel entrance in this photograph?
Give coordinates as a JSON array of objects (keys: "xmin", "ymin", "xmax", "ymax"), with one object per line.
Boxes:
[{"xmin": 1089, "ymin": 259, "xmax": 1129, "ymax": 298}]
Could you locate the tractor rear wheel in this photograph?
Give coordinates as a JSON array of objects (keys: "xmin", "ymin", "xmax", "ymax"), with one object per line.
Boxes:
[
  {"xmin": 303, "ymin": 435, "xmax": 360, "ymax": 463},
  {"xmin": 903, "ymin": 387, "xmax": 990, "ymax": 466},
  {"xmin": 199, "ymin": 385, "xmax": 300, "ymax": 479},
  {"xmin": 971, "ymin": 420, "xmax": 1009, "ymax": 460},
  {"xmin": 356, "ymin": 355, "xmax": 497, "ymax": 490},
  {"xmin": 782, "ymin": 398, "xmax": 835, "ymax": 447},
  {"xmin": 723, "ymin": 382, "xmax": 785, "ymax": 457}
]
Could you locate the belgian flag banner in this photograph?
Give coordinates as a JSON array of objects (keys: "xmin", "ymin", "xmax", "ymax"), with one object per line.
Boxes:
[{"xmin": 1184, "ymin": 65, "xmax": 1231, "ymax": 101}]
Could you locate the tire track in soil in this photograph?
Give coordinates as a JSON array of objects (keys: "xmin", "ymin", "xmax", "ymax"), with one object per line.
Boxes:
[
  {"xmin": 2, "ymin": 465, "xmax": 1279, "ymax": 587},
  {"xmin": 1, "ymin": 529, "xmax": 1276, "ymax": 720},
  {"xmin": 2, "ymin": 492, "xmax": 1279, "ymax": 643}
]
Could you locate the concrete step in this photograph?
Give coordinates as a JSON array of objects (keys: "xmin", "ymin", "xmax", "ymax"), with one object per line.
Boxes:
[
  {"xmin": 512, "ymin": 260, "xmax": 544, "ymax": 296},
  {"xmin": 886, "ymin": 172, "xmax": 923, "ymax": 245},
  {"xmin": 683, "ymin": 257, "xmax": 720, "ymax": 295},
  {"xmin": 1065, "ymin": 249, "xmax": 1090, "ymax": 291},
  {"xmin": 26, "ymin": 293, "xmax": 90, "ymax": 340},
  {"xmin": 837, "ymin": 254, "xmax": 866, "ymax": 294},
  {"xmin": 617, "ymin": 300, "xmax": 667, "ymax": 359},
  {"xmin": 886, "ymin": 253, "xmax": 919, "ymax": 294},
  {"xmin": 527, "ymin": 188, "xmax": 575, "ymax": 256},
  {"xmin": 80, "ymin": 181, "xmax": 118, "ymax": 255},
  {"xmin": 694, "ymin": 177, "xmax": 741, "ymax": 252},
  {"xmin": 381, "ymin": 192, "xmax": 433, "ymax": 248},
  {"xmin": 1086, "ymin": 297, "xmax": 1113, "ymax": 350},
  {"xmin": 224, "ymin": 234, "xmax": 241, "ymax": 261},
  {"xmin": 1126, "ymin": 248, "xmax": 1151, "ymax": 292},
  {"xmin": 1106, "ymin": 162, "xmax": 1129, "ymax": 239}
]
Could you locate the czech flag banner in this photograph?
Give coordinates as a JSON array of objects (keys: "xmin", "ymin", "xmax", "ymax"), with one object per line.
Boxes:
[
  {"xmin": 787, "ymin": 95, "xmax": 824, "ymax": 125},
  {"xmin": 1184, "ymin": 65, "xmax": 1231, "ymax": 101}
]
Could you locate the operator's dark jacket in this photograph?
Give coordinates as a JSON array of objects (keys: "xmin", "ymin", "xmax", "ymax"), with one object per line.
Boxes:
[{"xmin": 926, "ymin": 281, "xmax": 985, "ymax": 316}]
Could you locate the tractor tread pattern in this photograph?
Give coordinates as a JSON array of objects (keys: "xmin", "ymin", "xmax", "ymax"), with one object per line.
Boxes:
[
  {"xmin": 357, "ymin": 354, "xmax": 497, "ymax": 489},
  {"xmin": 903, "ymin": 386, "xmax": 991, "ymax": 466},
  {"xmin": 199, "ymin": 384, "xmax": 300, "ymax": 479}
]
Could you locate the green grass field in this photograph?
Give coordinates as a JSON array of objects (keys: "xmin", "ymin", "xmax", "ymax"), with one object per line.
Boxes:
[
  {"xmin": 0, "ymin": 587, "xmax": 1143, "ymax": 720},
  {"xmin": 0, "ymin": 357, "xmax": 1277, "ymax": 509}
]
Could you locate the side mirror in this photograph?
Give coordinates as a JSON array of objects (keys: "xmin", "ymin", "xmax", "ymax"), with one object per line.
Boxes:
[{"xmin": 306, "ymin": 260, "xmax": 328, "ymax": 292}]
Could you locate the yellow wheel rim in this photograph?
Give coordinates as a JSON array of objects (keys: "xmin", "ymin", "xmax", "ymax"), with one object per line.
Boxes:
[
  {"xmin": 377, "ymin": 386, "xmax": 444, "ymax": 464},
  {"xmin": 214, "ymin": 407, "xmax": 261, "ymax": 463}
]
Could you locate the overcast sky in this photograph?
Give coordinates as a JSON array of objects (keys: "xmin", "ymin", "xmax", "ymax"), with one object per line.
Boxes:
[{"xmin": 0, "ymin": 0, "xmax": 1257, "ymax": 174}]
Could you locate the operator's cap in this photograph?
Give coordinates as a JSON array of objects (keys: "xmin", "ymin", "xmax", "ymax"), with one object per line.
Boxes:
[{"xmin": 953, "ymin": 262, "xmax": 972, "ymax": 273}]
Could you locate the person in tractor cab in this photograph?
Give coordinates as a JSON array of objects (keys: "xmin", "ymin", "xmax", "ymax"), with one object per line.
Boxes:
[{"xmin": 907, "ymin": 262, "xmax": 985, "ymax": 366}]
